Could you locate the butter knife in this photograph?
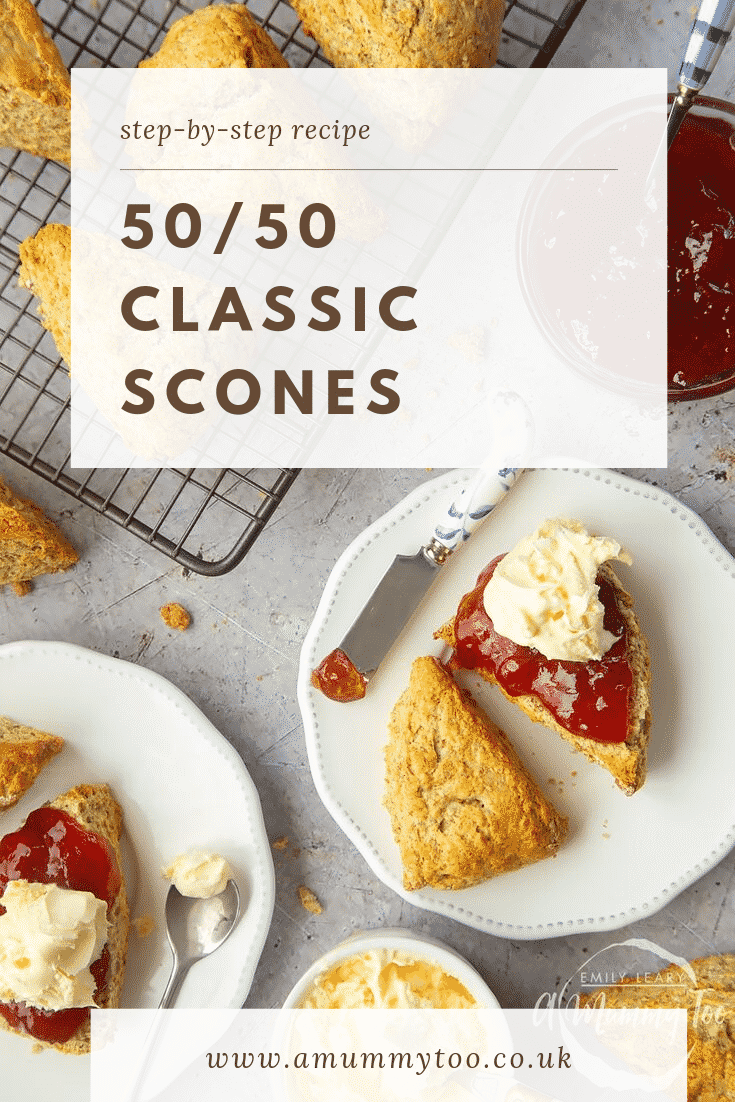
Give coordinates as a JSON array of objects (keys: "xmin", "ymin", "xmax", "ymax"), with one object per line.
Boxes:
[
  {"xmin": 311, "ymin": 466, "xmax": 522, "ymax": 702},
  {"xmin": 668, "ymin": 0, "xmax": 735, "ymax": 149}
]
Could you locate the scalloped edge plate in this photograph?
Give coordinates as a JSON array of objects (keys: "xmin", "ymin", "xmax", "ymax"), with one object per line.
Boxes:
[
  {"xmin": 0, "ymin": 641, "xmax": 274, "ymax": 1098},
  {"xmin": 298, "ymin": 468, "xmax": 735, "ymax": 939}
]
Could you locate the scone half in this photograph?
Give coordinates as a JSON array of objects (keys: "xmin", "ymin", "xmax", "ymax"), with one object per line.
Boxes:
[
  {"xmin": 0, "ymin": 783, "xmax": 129, "ymax": 1054},
  {"xmin": 578, "ymin": 953, "xmax": 735, "ymax": 1101},
  {"xmin": 437, "ymin": 563, "xmax": 652, "ymax": 796},
  {"xmin": 384, "ymin": 656, "xmax": 567, "ymax": 892},
  {"xmin": 0, "ymin": 716, "xmax": 64, "ymax": 810}
]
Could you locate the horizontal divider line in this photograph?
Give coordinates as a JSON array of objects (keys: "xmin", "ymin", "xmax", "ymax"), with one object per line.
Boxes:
[{"xmin": 120, "ymin": 166, "xmax": 620, "ymax": 171}]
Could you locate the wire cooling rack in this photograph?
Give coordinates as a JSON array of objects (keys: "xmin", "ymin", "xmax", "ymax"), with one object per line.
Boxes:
[{"xmin": 0, "ymin": 0, "xmax": 587, "ymax": 575}]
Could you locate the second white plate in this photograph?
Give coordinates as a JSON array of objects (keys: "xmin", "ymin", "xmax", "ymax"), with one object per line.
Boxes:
[
  {"xmin": 0, "ymin": 641, "xmax": 274, "ymax": 1099},
  {"xmin": 298, "ymin": 468, "xmax": 735, "ymax": 938}
]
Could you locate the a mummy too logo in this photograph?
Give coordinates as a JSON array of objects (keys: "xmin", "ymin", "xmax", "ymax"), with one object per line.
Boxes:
[{"xmin": 535, "ymin": 937, "xmax": 723, "ymax": 1028}]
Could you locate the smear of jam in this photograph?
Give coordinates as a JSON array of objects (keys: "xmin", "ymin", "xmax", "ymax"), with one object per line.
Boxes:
[
  {"xmin": 669, "ymin": 111, "xmax": 735, "ymax": 393},
  {"xmin": 449, "ymin": 555, "xmax": 632, "ymax": 744},
  {"xmin": 0, "ymin": 806, "xmax": 120, "ymax": 1044},
  {"xmin": 311, "ymin": 648, "xmax": 367, "ymax": 703}
]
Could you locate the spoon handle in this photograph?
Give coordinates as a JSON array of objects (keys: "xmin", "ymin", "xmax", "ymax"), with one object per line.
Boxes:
[{"xmin": 158, "ymin": 959, "xmax": 194, "ymax": 1010}]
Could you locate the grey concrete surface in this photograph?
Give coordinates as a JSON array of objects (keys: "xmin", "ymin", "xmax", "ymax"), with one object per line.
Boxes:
[{"xmin": 3, "ymin": 413, "xmax": 735, "ymax": 1013}]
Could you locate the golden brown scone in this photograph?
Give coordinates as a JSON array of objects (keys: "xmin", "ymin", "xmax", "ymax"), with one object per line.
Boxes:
[
  {"xmin": 0, "ymin": 783, "xmax": 130, "ymax": 1055},
  {"xmin": 139, "ymin": 3, "xmax": 289, "ymax": 68},
  {"xmin": 0, "ymin": 473, "xmax": 77, "ymax": 590},
  {"xmin": 579, "ymin": 954, "xmax": 735, "ymax": 1101},
  {"xmin": 18, "ymin": 223, "xmax": 71, "ymax": 368},
  {"xmin": 291, "ymin": 0, "xmax": 505, "ymax": 67},
  {"xmin": 0, "ymin": 0, "xmax": 71, "ymax": 165},
  {"xmin": 0, "ymin": 716, "xmax": 63, "ymax": 810},
  {"xmin": 384, "ymin": 656, "xmax": 567, "ymax": 892},
  {"xmin": 437, "ymin": 563, "xmax": 651, "ymax": 796}
]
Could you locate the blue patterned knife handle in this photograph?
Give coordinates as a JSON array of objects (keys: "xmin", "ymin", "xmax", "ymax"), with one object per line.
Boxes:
[
  {"xmin": 679, "ymin": 0, "xmax": 735, "ymax": 89},
  {"xmin": 431, "ymin": 468, "xmax": 521, "ymax": 553}
]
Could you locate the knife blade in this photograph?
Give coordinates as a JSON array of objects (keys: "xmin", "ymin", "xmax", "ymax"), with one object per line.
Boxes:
[{"xmin": 311, "ymin": 466, "xmax": 522, "ymax": 702}]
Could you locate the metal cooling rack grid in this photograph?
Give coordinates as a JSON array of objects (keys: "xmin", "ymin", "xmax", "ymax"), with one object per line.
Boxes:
[
  {"xmin": 32, "ymin": 0, "xmax": 589, "ymax": 70},
  {"xmin": 0, "ymin": 0, "xmax": 588, "ymax": 574}
]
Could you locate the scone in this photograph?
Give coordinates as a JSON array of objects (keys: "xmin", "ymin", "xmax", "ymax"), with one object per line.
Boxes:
[
  {"xmin": 0, "ymin": 717, "xmax": 63, "ymax": 809},
  {"xmin": 0, "ymin": 0, "xmax": 71, "ymax": 165},
  {"xmin": 437, "ymin": 533, "xmax": 651, "ymax": 796},
  {"xmin": 384, "ymin": 656, "xmax": 567, "ymax": 891},
  {"xmin": 0, "ymin": 783, "xmax": 129, "ymax": 1053},
  {"xmin": 579, "ymin": 954, "xmax": 735, "ymax": 1101},
  {"xmin": 290, "ymin": 0, "xmax": 505, "ymax": 67},
  {"xmin": 18, "ymin": 223, "xmax": 71, "ymax": 368},
  {"xmin": 0, "ymin": 473, "xmax": 77, "ymax": 592},
  {"xmin": 139, "ymin": 3, "xmax": 289, "ymax": 68}
]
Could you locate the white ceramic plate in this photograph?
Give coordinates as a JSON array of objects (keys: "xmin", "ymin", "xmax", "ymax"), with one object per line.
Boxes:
[
  {"xmin": 0, "ymin": 640, "xmax": 274, "ymax": 1100},
  {"xmin": 298, "ymin": 468, "xmax": 735, "ymax": 939}
]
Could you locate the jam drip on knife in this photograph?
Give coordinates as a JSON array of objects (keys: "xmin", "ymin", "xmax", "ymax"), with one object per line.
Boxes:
[
  {"xmin": 450, "ymin": 555, "xmax": 632, "ymax": 744},
  {"xmin": 0, "ymin": 807, "xmax": 120, "ymax": 1044},
  {"xmin": 311, "ymin": 648, "xmax": 367, "ymax": 703}
]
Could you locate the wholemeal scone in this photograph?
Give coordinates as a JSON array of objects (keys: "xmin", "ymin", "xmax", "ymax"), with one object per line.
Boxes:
[
  {"xmin": 18, "ymin": 222, "xmax": 71, "ymax": 368},
  {"xmin": 0, "ymin": 717, "xmax": 63, "ymax": 810},
  {"xmin": 0, "ymin": 783, "xmax": 129, "ymax": 1054},
  {"xmin": 19, "ymin": 225, "xmax": 246, "ymax": 459},
  {"xmin": 579, "ymin": 954, "xmax": 735, "ymax": 1101},
  {"xmin": 290, "ymin": 0, "xmax": 505, "ymax": 67},
  {"xmin": 384, "ymin": 656, "xmax": 567, "ymax": 891},
  {"xmin": 139, "ymin": 3, "xmax": 289, "ymax": 68},
  {"xmin": 0, "ymin": 0, "xmax": 71, "ymax": 165},
  {"xmin": 437, "ymin": 521, "xmax": 651, "ymax": 796},
  {"xmin": 0, "ymin": 473, "xmax": 77, "ymax": 592}
]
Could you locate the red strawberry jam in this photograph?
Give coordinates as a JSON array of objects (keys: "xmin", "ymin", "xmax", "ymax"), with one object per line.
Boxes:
[
  {"xmin": 311, "ymin": 648, "xmax": 367, "ymax": 703},
  {"xmin": 449, "ymin": 555, "xmax": 632, "ymax": 743},
  {"xmin": 0, "ymin": 807, "xmax": 120, "ymax": 1044},
  {"xmin": 669, "ymin": 110, "xmax": 735, "ymax": 395}
]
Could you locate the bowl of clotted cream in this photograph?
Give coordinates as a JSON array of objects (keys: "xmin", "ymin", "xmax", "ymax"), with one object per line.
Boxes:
[{"xmin": 282, "ymin": 927, "xmax": 499, "ymax": 1009}]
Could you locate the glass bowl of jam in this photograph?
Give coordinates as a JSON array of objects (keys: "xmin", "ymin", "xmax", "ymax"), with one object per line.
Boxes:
[
  {"xmin": 668, "ymin": 94, "xmax": 735, "ymax": 402},
  {"xmin": 516, "ymin": 96, "xmax": 666, "ymax": 398}
]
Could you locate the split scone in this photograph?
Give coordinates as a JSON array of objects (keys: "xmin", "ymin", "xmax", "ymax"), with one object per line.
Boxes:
[
  {"xmin": 0, "ymin": 0, "xmax": 71, "ymax": 165},
  {"xmin": 0, "ymin": 473, "xmax": 77, "ymax": 593},
  {"xmin": 18, "ymin": 222, "xmax": 71, "ymax": 368},
  {"xmin": 384, "ymin": 656, "xmax": 567, "ymax": 891},
  {"xmin": 437, "ymin": 519, "xmax": 651, "ymax": 795},
  {"xmin": 290, "ymin": 0, "xmax": 505, "ymax": 68},
  {"xmin": 0, "ymin": 784, "xmax": 129, "ymax": 1053},
  {"xmin": 0, "ymin": 716, "xmax": 63, "ymax": 810},
  {"xmin": 579, "ymin": 954, "xmax": 735, "ymax": 1101},
  {"xmin": 139, "ymin": 3, "xmax": 289, "ymax": 68}
]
